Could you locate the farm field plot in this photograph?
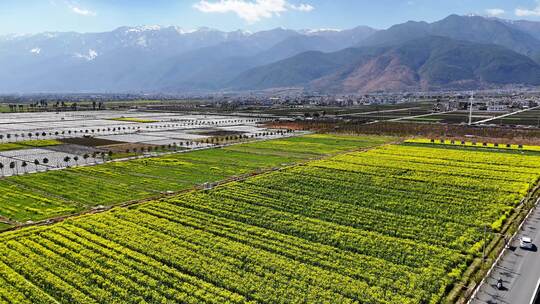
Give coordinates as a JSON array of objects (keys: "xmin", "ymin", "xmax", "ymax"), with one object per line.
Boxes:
[
  {"xmin": 226, "ymin": 134, "xmax": 393, "ymax": 158},
  {"xmin": 0, "ymin": 139, "xmax": 539, "ymax": 303},
  {"xmin": 108, "ymin": 117, "xmax": 159, "ymax": 123},
  {"xmin": 241, "ymin": 102, "xmax": 433, "ymax": 117},
  {"xmin": 344, "ymin": 108, "xmax": 435, "ymax": 121},
  {"xmin": 401, "ymin": 111, "xmax": 504, "ymax": 124},
  {"xmin": 0, "ymin": 109, "xmax": 289, "ymax": 180},
  {"xmin": 0, "ymin": 134, "xmax": 389, "ymax": 226},
  {"xmin": 406, "ymin": 138, "xmax": 540, "ymax": 152},
  {"xmin": 3, "ymin": 149, "xmax": 84, "ymax": 168},
  {"xmin": 0, "ymin": 110, "xmax": 270, "ymax": 146},
  {"xmin": 497, "ymin": 108, "xmax": 540, "ymax": 127},
  {"xmin": 96, "ymin": 133, "xmax": 175, "ymax": 144},
  {"xmin": 0, "ymin": 139, "xmax": 61, "ymax": 152}
]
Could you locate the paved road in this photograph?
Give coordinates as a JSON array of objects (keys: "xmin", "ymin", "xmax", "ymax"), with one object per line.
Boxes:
[
  {"xmin": 471, "ymin": 204, "xmax": 540, "ymax": 304},
  {"xmin": 387, "ymin": 110, "xmax": 455, "ymax": 122},
  {"xmin": 474, "ymin": 105, "xmax": 540, "ymax": 125}
]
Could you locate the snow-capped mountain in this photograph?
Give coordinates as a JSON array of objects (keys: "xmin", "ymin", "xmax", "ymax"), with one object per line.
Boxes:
[
  {"xmin": 0, "ymin": 25, "xmax": 376, "ymax": 93},
  {"xmin": 3, "ymin": 15, "xmax": 540, "ymax": 94}
]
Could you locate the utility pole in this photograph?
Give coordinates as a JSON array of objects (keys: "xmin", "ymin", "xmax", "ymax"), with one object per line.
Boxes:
[{"xmin": 468, "ymin": 92, "xmax": 474, "ymax": 126}]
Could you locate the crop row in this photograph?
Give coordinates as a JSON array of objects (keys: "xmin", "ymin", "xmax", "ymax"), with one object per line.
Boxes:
[
  {"xmin": 0, "ymin": 134, "xmax": 391, "ymax": 225},
  {"xmin": 245, "ymin": 168, "xmax": 512, "ymax": 227},
  {"xmin": 1, "ymin": 139, "xmax": 539, "ymax": 303}
]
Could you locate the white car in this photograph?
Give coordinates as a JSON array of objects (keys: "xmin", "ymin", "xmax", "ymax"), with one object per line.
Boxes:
[{"xmin": 520, "ymin": 236, "xmax": 534, "ymax": 249}]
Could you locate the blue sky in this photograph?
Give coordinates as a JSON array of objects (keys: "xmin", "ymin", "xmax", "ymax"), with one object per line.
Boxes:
[{"xmin": 2, "ymin": 0, "xmax": 540, "ymax": 35}]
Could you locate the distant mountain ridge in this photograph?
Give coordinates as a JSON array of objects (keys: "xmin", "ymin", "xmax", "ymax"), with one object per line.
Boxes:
[
  {"xmin": 0, "ymin": 25, "xmax": 376, "ymax": 93},
  {"xmin": 230, "ymin": 15, "xmax": 540, "ymax": 93},
  {"xmin": 1, "ymin": 15, "xmax": 540, "ymax": 93},
  {"xmin": 230, "ymin": 36, "xmax": 540, "ymax": 93},
  {"xmin": 361, "ymin": 15, "xmax": 540, "ymax": 60}
]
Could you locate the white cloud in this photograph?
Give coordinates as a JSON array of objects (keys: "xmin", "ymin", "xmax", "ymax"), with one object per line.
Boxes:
[
  {"xmin": 515, "ymin": 1, "xmax": 540, "ymax": 17},
  {"xmin": 516, "ymin": 7, "xmax": 540, "ymax": 17},
  {"xmin": 64, "ymin": 1, "xmax": 96, "ymax": 16},
  {"xmin": 485, "ymin": 8, "xmax": 505, "ymax": 17},
  {"xmin": 289, "ymin": 3, "xmax": 313, "ymax": 12},
  {"xmin": 193, "ymin": 0, "xmax": 314, "ymax": 23},
  {"xmin": 70, "ymin": 5, "xmax": 96, "ymax": 16}
]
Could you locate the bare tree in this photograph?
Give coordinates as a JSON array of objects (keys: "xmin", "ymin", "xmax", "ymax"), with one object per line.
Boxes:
[
  {"xmin": 9, "ymin": 161, "xmax": 16, "ymax": 175},
  {"xmin": 43, "ymin": 158, "xmax": 49, "ymax": 171},
  {"xmin": 63, "ymin": 156, "xmax": 71, "ymax": 167}
]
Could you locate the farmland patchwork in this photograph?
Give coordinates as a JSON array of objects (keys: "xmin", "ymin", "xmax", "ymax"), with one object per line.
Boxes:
[
  {"xmin": 0, "ymin": 134, "xmax": 390, "ymax": 224},
  {"xmin": 0, "ymin": 136, "xmax": 539, "ymax": 303}
]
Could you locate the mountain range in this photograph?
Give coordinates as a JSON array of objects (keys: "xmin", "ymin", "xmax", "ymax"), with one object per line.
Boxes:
[{"xmin": 2, "ymin": 15, "xmax": 540, "ymax": 94}]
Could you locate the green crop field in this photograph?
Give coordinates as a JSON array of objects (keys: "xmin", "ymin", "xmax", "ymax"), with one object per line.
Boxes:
[
  {"xmin": 0, "ymin": 138, "xmax": 539, "ymax": 303},
  {"xmin": 342, "ymin": 108, "xmax": 435, "ymax": 121},
  {"xmin": 401, "ymin": 111, "xmax": 501, "ymax": 124},
  {"xmin": 497, "ymin": 109, "xmax": 540, "ymax": 127},
  {"xmin": 0, "ymin": 134, "xmax": 392, "ymax": 226},
  {"xmin": 406, "ymin": 138, "xmax": 540, "ymax": 152},
  {"xmin": 226, "ymin": 134, "xmax": 395, "ymax": 158},
  {"xmin": 0, "ymin": 139, "xmax": 62, "ymax": 152}
]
